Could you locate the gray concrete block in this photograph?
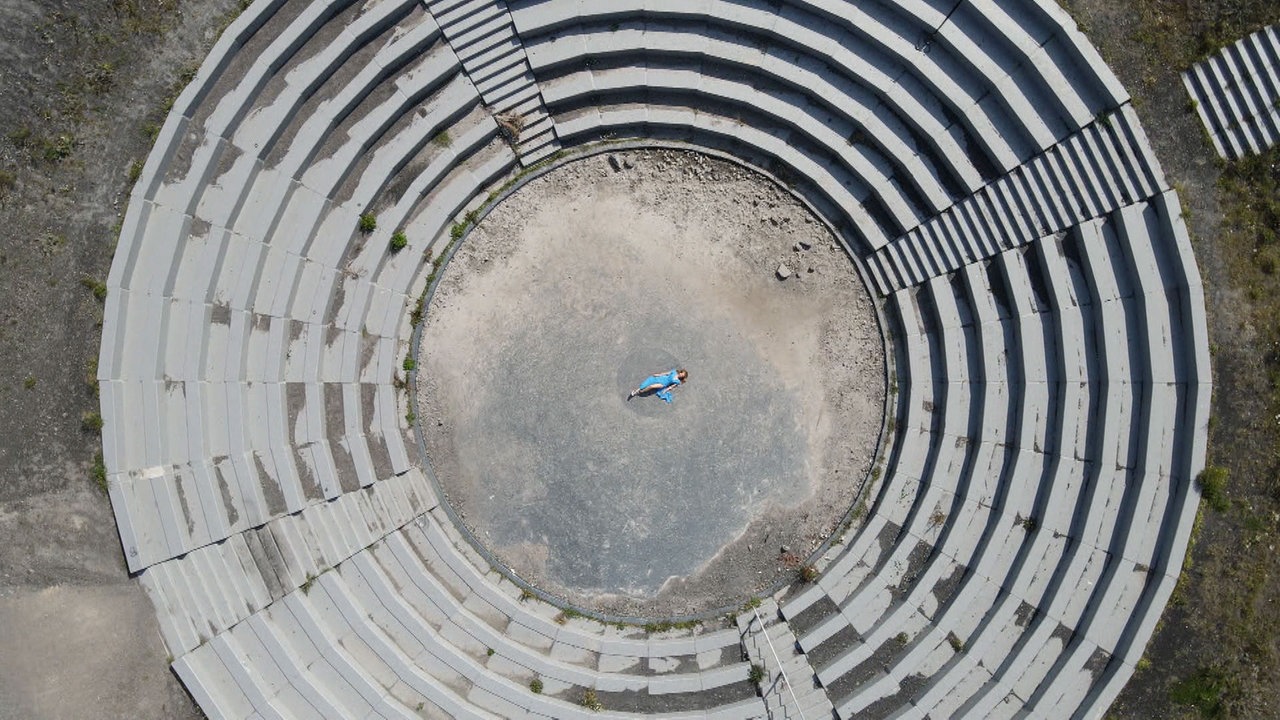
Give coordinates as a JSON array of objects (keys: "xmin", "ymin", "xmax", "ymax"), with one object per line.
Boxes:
[
  {"xmin": 140, "ymin": 562, "xmax": 202, "ymax": 654},
  {"xmin": 174, "ymin": 646, "xmax": 257, "ymax": 720}
]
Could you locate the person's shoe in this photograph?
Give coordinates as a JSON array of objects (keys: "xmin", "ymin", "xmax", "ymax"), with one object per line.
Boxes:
[{"xmin": 627, "ymin": 389, "xmax": 638, "ymax": 400}]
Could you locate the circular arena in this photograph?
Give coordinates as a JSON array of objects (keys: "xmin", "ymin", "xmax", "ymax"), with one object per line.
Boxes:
[{"xmin": 98, "ymin": 0, "xmax": 1211, "ymax": 718}]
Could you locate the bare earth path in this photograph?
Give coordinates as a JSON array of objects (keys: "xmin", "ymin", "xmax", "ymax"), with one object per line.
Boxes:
[{"xmin": 417, "ymin": 149, "xmax": 886, "ymax": 617}]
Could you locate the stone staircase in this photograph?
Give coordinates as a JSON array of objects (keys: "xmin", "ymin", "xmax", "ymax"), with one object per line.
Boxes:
[
  {"xmin": 1182, "ymin": 24, "xmax": 1280, "ymax": 160},
  {"xmin": 739, "ymin": 600, "xmax": 835, "ymax": 720},
  {"xmin": 424, "ymin": 0, "xmax": 561, "ymax": 164}
]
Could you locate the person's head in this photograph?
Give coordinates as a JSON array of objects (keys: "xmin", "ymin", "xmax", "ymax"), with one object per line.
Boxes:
[{"xmin": 677, "ymin": 369, "xmax": 688, "ymax": 381}]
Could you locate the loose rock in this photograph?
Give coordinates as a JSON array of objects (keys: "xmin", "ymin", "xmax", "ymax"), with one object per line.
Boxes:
[{"xmin": 777, "ymin": 263, "xmax": 792, "ymax": 280}]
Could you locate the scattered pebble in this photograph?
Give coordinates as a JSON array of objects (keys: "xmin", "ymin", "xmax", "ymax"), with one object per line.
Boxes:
[{"xmin": 776, "ymin": 263, "xmax": 792, "ymax": 280}]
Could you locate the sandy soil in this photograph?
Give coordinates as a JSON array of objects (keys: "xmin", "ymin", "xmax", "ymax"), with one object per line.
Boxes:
[{"xmin": 416, "ymin": 149, "xmax": 886, "ymax": 617}]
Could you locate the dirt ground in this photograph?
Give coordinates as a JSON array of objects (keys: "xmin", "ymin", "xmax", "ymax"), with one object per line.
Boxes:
[
  {"xmin": 0, "ymin": 1, "xmax": 238, "ymax": 718},
  {"xmin": 416, "ymin": 149, "xmax": 886, "ymax": 617},
  {"xmin": 1058, "ymin": 1, "xmax": 1280, "ymax": 718}
]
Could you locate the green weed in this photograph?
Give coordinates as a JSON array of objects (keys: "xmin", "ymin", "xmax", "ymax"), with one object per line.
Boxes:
[
  {"xmin": 85, "ymin": 358, "xmax": 99, "ymax": 396},
  {"xmin": 7, "ymin": 126, "xmax": 31, "ymax": 146},
  {"xmin": 1169, "ymin": 666, "xmax": 1228, "ymax": 718},
  {"xmin": 579, "ymin": 688, "xmax": 603, "ymax": 711},
  {"xmin": 642, "ymin": 619, "xmax": 699, "ymax": 634},
  {"xmin": 90, "ymin": 452, "xmax": 107, "ymax": 493},
  {"xmin": 1196, "ymin": 466, "xmax": 1229, "ymax": 512},
  {"xmin": 42, "ymin": 134, "xmax": 76, "ymax": 161},
  {"xmin": 80, "ymin": 276, "xmax": 108, "ymax": 301}
]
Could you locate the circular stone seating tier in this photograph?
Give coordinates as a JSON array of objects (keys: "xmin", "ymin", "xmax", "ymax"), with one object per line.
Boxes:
[{"xmin": 98, "ymin": 0, "xmax": 1210, "ymax": 718}]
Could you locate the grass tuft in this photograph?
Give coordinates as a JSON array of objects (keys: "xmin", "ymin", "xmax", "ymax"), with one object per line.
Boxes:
[
  {"xmin": 642, "ymin": 619, "xmax": 699, "ymax": 634},
  {"xmin": 1169, "ymin": 666, "xmax": 1229, "ymax": 718},
  {"xmin": 389, "ymin": 230, "xmax": 407, "ymax": 253},
  {"xmin": 80, "ymin": 276, "xmax": 108, "ymax": 301},
  {"xmin": 90, "ymin": 452, "xmax": 107, "ymax": 493},
  {"xmin": 554, "ymin": 608, "xmax": 582, "ymax": 625},
  {"xmin": 579, "ymin": 688, "xmax": 603, "ymax": 711},
  {"xmin": 1196, "ymin": 466, "xmax": 1229, "ymax": 513},
  {"xmin": 41, "ymin": 134, "xmax": 77, "ymax": 162}
]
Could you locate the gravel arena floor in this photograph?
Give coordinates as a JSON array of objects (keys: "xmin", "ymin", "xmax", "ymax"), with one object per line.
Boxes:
[{"xmin": 416, "ymin": 149, "xmax": 887, "ymax": 617}]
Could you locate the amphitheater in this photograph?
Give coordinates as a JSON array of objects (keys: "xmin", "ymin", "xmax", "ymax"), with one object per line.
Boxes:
[{"xmin": 98, "ymin": 0, "xmax": 1212, "ymax": 718}]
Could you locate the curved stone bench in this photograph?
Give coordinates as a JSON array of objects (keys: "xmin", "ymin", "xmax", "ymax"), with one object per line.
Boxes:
[
  {"xmin": 778, "ymin": 195, "xmax": 1204, "ymax": 718},
  {"xmin": 99, "ymin": 0, "xmax": 1211, "ymax": 718}
]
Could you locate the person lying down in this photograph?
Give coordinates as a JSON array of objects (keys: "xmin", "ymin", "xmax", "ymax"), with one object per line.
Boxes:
[{"xmin": 627, "ymin": 368, "xmax": 688, "ymax": 403}]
